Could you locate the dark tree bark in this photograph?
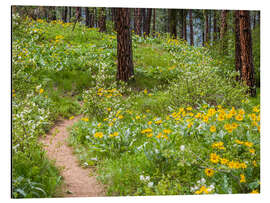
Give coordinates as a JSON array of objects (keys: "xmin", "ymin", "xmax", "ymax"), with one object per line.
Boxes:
[
  {"xmin": 189, "ymin": 9, "xmax": 194, "ymax": 46},
  {"xmin": 239, "ymin": 10, "xmax": 256, "ymax": 96},
  {"xmin": 152, "ymin": 8, "xmax": 156, "ymax": 37},
  {"xmin": 99, "ymin": 8, "xmax": 106, "ymax": 32},
  {"xmin": 213, "ymin": 10, "xmax": 218, "ymax": 41},
  {"xmin": 179, "ymin": 9, "xmax": 184, "ymax": 39},
  {"xmin": 69, "ymin": 7, "xmax": 72, "ymax": 22},
  {"xmin": 234, "ymin": 10, "xmax": 242, "ymax": 81},
  {"xmin": 168, "ymin": 9, "xmax": 177, "ymax": 39},
  {"xmin": 208, "ymin": 10, "xmax": 211, "ymax": 42},
  {"xmin": 144, "ymin": 8, "xmax": 152, "ymax": 37},
  {"xmin": 220, "ymin": 10, "xmax": 228, "ymax": 55},
  {"xmin": 204, "ymin": 10, "xmax": 209, "ymax": 45},
  {"xmin": 85, "ymin": 7, "xmax": 90, "ymax": 27},
  {"xmin": 134, "ymin": 8, "xmax": 142, "ymax": 35},
  {"xmin": 116, "ymin": 8, "xmax": 134, "ymax": 81},
  {"xmin": 183, "ymin": 10, "xmax": 187, "ymax": 41},
  {"xmin": 253, "ymin": 12, "xmax": 256, "ymax": 29},
  {"xmin": 62, "ymin": 7, "xmax": 68, "ymax": 23}
]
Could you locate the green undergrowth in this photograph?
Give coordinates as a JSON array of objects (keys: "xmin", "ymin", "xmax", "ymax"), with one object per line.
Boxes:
[{"xmin": 12, "ymin": 13, "xmax": 260, "ymax": 198}]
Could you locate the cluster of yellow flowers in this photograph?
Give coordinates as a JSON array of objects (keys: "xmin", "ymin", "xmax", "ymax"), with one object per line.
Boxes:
[
  {"xmin": 211, "ymin": 142, "xmax": 225, "ymax": 150},
  {"xmin": 210, "ymin": 153, "xmax": 248, "ymax": 169},
  {"xmin": 194, "ymin": 186, "xmax": 212, "ymax": 194},
  {"xmin": 97, "ymin": 88, "xmax": 122, "ymax": 98},
  {"xmin": 94, "ymin": 132, "xmax": 103, "ymax": 138},
  {"xmin": 235, "ymin": 140, "xmax": 255, "ymax": 154}
]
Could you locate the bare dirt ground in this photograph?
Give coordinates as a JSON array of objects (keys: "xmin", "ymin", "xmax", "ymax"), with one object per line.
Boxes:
[{"xmin": 40, "ymin": 115, "xmax": 105, "ymax": 197}]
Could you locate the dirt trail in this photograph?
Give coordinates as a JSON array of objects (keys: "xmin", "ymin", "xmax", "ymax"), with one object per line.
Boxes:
[{"xmin": 40, "ymin": 115, "xmax": 105, "ymax": 197}]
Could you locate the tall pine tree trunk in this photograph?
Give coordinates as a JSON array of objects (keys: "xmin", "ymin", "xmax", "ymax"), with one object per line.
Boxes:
[
  {"xmin": 62, "ymin": 7, "xmax": 68, "ymax": 22},
  {"xmin": 213, "ymin": 10, "xmax": 218, "ymax": 41},
  {"xmin": 116, "ymin": 8, "xmax": 134, "ymax": 81},
  {"xmin": 189, "ymin": 9, "xmax": 194, "ymax": 46},
  {"xmin": 239, "ymin": 10, "xmax": 256, "ymax": 96},
  {"xmin": 204, "ymin": 10, "xmax": 209, "ymax": 45},
  {"xmin": 134, "ymin": 8, "xmax": 142, "ymax": 35},
  {"xmin": 144, "ymin": 8, "xmax": 152, "ymax": 37},
  {"xmin": 220, "ymin": 10, "xmax": 228, "ymax": 55},
  {"xmin": 234, "ymin": 10, "xmax": 242, "ymax": 81},
  {"xmin": 85, "ymin": 7, "xmax": 90, "ymax": 27},
  {"xmin": 183, "ymin": 10, "xmax": 187, "ymax": 41}
]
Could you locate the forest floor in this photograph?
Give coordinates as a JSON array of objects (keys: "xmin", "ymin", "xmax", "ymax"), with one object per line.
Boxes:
[{"xmin": 40, "ymin": 115, "xmax": 105, "ymax": 197}]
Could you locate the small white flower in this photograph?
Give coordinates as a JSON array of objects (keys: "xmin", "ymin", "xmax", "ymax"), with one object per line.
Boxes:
[
  {"xmin": 148, "ymin": 182, "xmax": 154, "ymax": 188},
  {"xmin": 180, "ymin": 145, "xmax": 185, "ymax": 151},
  {"xmin": 145, "ymin": 176, "xmax": 150, "ymax": 181},
  {"xmin": 155, "ymin": 149, "xmax": 159, "ymax": 153},
  {"xmin": 140, "ymin": 175, "xmax": 145, "ymax": 181},
  {"xmin": 201, "ymin": 178, "xmax": 206, "ymax": 184}
]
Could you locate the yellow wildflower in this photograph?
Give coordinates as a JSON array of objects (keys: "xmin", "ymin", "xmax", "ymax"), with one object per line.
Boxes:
[
  {"xmin": 205, "ymin": 168, "xmax": 214, "ymax": 177},
  {"xmin": 240, "ymin": 174, "xmax": 246, "ymax": 183},
  {"xmin": 235, "ymin": 114, "xmax": 243, "ymax": 121},
  {"xmin": 210, "ymin": 153, "xmax": 220, "ymax": 164},
  {"xmin": 210, "ymin": 125, "xmax": 216, "ymax": 133}
]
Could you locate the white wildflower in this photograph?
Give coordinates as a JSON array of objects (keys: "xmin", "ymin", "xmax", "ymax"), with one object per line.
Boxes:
[
  {"xmin": 148, "ymin": 182, "xmax": 154, "ymax": 188},
  {"xmin": 180, "ymin": 145, "xmax": 185, "ymax": 151}
]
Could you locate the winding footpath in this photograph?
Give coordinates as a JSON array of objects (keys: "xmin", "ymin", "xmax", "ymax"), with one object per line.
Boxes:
[{"xmin": 40, "ymin": 115, "xmax": 105, "ymax": 197}]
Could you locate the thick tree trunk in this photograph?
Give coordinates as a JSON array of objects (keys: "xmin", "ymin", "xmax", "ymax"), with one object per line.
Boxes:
[
  {"xmin": 220, "ymin": 10, "xmax": 228, "ymax": 55},
  {"xmin": 179, "ymin": 9, "xmax": 184, "ymax": 39},
  {"xmin": 204, "ymin": 10, "xmax": 209, "ymax": 45},
  {"xmin": 99, "ymin": 8, "xmax": 106, "ymax": 32},
  {"xmin": 134, "ymin": 8, "xmax": 142, "ymax": 35},
  {"xmin": 234, "ymin": 10, "xmax": 242, "ymax": 81},
  {"xmin": 144, "ymin": 8, "xmax": 152, "ymax": 37},
  {"xmin": 116, "ymin": 8, "xmax": 134, "ymax": 81},
  {"xmin": 168, "ymin": 9, "xmax": 177, "ymax": 39},
  {"xmin": 239, "ymin": 10, "xmax": 256, "ymax": 96},
  {"xmin": 152, "ymin": 8, "xmax": 156, "ymax": 37},
  {"xmin": 189, "ymin": 10, "xmax": 194, "ymax": 46}
]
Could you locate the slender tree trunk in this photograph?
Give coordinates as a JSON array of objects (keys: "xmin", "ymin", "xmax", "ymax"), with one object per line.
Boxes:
[
  {"xmin": 179, "ymin": 9, "xmax": 184, "ymax": 39},
  {"xmin": 183, "ymin": 10, "xmax": 187, "ymax": 41},
  {"xmin": 189, "ymin": 9, "xmax": 194, "ymax": 46},
  {"xmin": 99, "ymin": 8, "xmax": 106, "ymax": 32},
  {"xmin": 234, "ymin": 10, "xmax": 242, "ymax": 81},
  {"xmin": 239, "ymin": 10, "xmax": 256, "ymax": 96},
  {"xmin": 142, "ymin": 8, "xmax": 146, "ymax": 35},
  {"xmin": 208, "ymin": 10, "xmax": 212, "ymax": 43},
  {"xmin": 51, "ymin": 6, "xmax": 56, "ymax": 21},
  {"xmin": 152, "ymin": 8, "xmax": 156, "ymax": 37},
  {"xmin": 116, "ymin": 8, "xmax": 134, "ymax": 81},
  {"xmin": 168, "ymin": 9, "xmax": 177, "ymax": 39},
  {"xmin": 134, "ymin": 8, "xmax": 142, "ymax": 35},
  {"xmin": 204, "ymin": 10, "xmax": 209, "ymax": 45},
  {"xmin": 112, "ymin": 8, "xmax": 117, "ymax": 30},
  {"xmin": 253, "ymin": 12, "xmax": 256, "ymax": 29},
  {"xmin": 85, "ymin": 8, "xmax": 90, "ymax": 27},
  {"xmin": 62, "ymin": 7, "xmax": 68, "ymax": 22},
  {"xmin": 213, "ymin": 10, "xmax": 218, "ymax": 41},
  {"xmin": 220, "ymin": 10, "xmax": 228, "ymax": 55}
]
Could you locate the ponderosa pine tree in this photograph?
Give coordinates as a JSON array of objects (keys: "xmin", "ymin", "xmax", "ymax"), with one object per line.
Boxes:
[
  {"xmin": 183, "ymin": 10, "xmax": 187, "ymax": 41},
  {"xmin": 116, "ymin": 8, "xmax": 134, "ymax": 81},
  {"xmin": 134, "ymin": 8, "xmax": 142, "ymax": 36},
  {"xmin": 213, "ymin": 10, "xmax": 218, "ymax": 41},
  {"xmin": 85, "ymin": 8, "xmax": 90, "ymax": 27},
  {"xmin": 220, "ymin": 10, "xmax": 228, "ymax": 55},
  {"xmin": 144, "ymin": 8, "xmax": 152, "ymax": 37},
  {"xmin": 204, "ymin": 10, "xmax": 209, "ymax": 45},
  {"xmin": 62, "ymin": 7, "xmax": 68, "ymax": 23},
  {"xmin": 239, "ymin": 10, "xmax": 256, "ymax": 96}
]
